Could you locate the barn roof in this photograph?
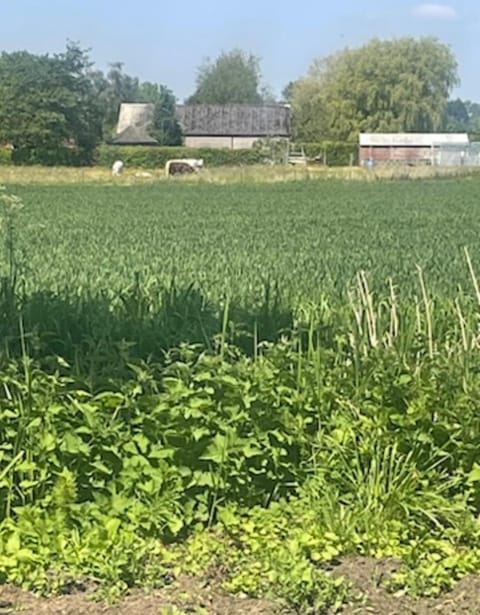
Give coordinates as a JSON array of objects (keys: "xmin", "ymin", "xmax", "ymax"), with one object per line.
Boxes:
[
  {"xmin": 111, "ymin": 125, "xmax": 158, "ymax": 145},
  {"xmin": 116, "ymin": 103, "xmax": 154, "ymax": 134},
  {"xmin": 114, "ymin": 102, "xmax": 292, "ymax": 143},
  {"xmin": 112, "ymin": 103, "xmax": 158, "ymax": 144},
  {"xmin": 175, "ymin": 104, "xmax": 291, "ymax": 137},
  {"xmin": 359, "ymin": 133, "xmax": 469, "ymax": 147}
]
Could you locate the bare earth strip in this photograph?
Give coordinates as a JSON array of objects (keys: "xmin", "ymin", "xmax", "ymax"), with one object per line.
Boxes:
[{"xmin": 2, "ymin": 559, "xmax": 480, "ymax": 615}]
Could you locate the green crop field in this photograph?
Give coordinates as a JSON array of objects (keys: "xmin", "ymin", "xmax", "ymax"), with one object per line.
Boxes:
[
  {"xmin": 9, "ymin": 178, "xmax": 480, "ymax": 300},
  {"xmin": 2, "ymin": 176, "xmax": 480, "ymax": 613}
]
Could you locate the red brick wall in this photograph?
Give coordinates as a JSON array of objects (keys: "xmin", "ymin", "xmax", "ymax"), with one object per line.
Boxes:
[{"xmin": 359, "ymin": 146, "xmax": 432, "ymax": 164}]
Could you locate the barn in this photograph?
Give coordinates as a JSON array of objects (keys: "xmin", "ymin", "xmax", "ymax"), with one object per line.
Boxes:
[
  {"xmin": 176, "ymin": 104, "xmax": 291, "ymax": 149},
  {"xmin": 359, "ymin": 133, "xmax": 469, "ymax": 165},
  {"xmin": 112, "ymin": 103, "xmax": 291, "ymax": 148}
]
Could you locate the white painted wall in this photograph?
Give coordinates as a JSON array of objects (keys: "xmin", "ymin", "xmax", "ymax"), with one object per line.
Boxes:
[
  {"xmin": 185, "ymin": 136, "xmax": 233, "ymax": 149},
  {"xmin": 184, "ymin": 135, "xmax": 266, "ymax": 149}
]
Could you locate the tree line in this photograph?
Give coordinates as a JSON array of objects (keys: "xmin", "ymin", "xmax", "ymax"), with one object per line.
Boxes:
[{"xmin": 0, "ymin": 38, "xmax": 477, "ymax": 164}]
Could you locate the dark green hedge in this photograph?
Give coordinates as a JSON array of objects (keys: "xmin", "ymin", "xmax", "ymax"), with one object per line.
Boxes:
[
  {"xmin": 11, "ymin": 146, "xmax": 94, "ymax": 166},
  {"xmin": 295, "ymin": 142, "xmax": 358, "ymax": 166},
  {"xmin": 96, "ymin": 145, "xmax": 266, "ymax": 168},
  {"xmin": 0, "ymin": 142, "xmax": 359, "ymax": 168},
  {"xmin": 1, "ymin": 145, "xmax": 266, "ymax": 168}
]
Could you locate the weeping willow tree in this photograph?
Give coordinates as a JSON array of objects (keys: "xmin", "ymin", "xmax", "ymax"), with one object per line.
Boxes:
[{"xmin": 291, "ymin": 37, "xmax": 459, "ymax": 141}]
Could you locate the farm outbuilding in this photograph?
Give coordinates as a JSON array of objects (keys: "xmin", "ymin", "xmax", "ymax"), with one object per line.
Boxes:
[
  {"xmin": 112, "ymin": 103, "xmax": 158, "ymax": 145},
  {"xmin": 359, "ymin": 133, "xmax": 469, "ymax": 165},
  {"xmin": 113, "ymin": 103, "xmax": 292, "ymax": 149},
  {"xmin": 175, "ymin": 104, "xmax": 292, "ymax": 149}
]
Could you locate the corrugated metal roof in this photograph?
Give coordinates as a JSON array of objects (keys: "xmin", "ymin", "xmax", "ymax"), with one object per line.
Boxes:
[{"xmin": 359, "ymin": 133, "xmax": 469, "ymax": 147}]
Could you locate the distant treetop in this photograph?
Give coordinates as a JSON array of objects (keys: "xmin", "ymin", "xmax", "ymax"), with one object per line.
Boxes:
[{"xmin": 187, "ymin": 49, "xmax": 268, "ymax": 105}]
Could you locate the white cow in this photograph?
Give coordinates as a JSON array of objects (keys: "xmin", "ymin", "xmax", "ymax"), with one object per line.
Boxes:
[{"xmin": 112, "ymin": 160, "xmax": 124, "ymax": 176}]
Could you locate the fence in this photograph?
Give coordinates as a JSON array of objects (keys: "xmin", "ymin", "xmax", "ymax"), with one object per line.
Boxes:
[{"xmin": 432, "ymin": 143, "xmax": 480, "ymax": 167}]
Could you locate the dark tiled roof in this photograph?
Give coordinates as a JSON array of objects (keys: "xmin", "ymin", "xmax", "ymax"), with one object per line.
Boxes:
[{"xmin": 175, "ymin": 104, "xmax": 291, "ymax": 137}]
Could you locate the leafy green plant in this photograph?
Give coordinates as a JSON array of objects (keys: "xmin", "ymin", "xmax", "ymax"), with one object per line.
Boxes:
[{"xmin": 1, "ymin": 177, "xmax": 480, "ymax": 608}]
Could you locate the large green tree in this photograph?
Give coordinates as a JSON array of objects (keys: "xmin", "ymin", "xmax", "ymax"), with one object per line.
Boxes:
[
  {"xmin": 443, "ymin": 98, "xmax": 470, "ymax": 131},
  {"xmin": 291, "ymin": 37, "xmax": 459, "ymax": 141},
  {"xmin": 0, "ymin": 42, "xmax": 102, "ymax": 164},
  {"xmin": 139, "ymin": 82, "xmax": 182, "ymax": 145},
  {"xmin": 90, "ymin": 62, "xmax": 142, "ymax": 136},
  {"xmin": 443, "ymin": 98, "xmax": 480, "ymax": 135},
  {"xmin": 465, "ymin": 101, "xmax": 480, "ymax": 137},
  {"xmin": 187, "ymin": 49, "xmax": 265, "ymax": 104},
  {"xmin": 90, "ymin": 67, "xmax": 182, "ymax": 144}
]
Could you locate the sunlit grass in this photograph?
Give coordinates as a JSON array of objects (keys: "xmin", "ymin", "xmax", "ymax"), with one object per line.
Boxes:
[{"xmin": 1, "ymin": 162, "xmax": 479, "ymax": 185}]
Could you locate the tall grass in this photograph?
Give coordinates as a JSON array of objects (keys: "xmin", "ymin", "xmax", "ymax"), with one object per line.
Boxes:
[{"xmin": 1, "ymin": 163, "xmax": 480, "ymax": 185}]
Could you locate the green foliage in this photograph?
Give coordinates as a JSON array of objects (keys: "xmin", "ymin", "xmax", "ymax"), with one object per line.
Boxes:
[
  {"xmin": 11, "ymin": 146, "xmax": 95, "ymax": 167},
  {"xmin": 0, "ymin": 498, "xmax": 174, "ymax": 597},
  {"xmin": 281, "ymin": 81, "xmax": 295, "ymax": 103},
  {"xmin": 0, "ymin": 149, "xmax": 11, "ymax": 165},
  {"xmin": 292, "ymin": 37, "xmax": 459, "ymax": 140},
  {"xmin": 444, "ymin": 98, "xmax": 470, "ymax": 132},
  {"xmin": 444, "ymin": 98, "xmax": 480, "ymax": 134},
  {"xmin": 0, "ymin": 47, "xmax": 183, "ymax": 155},
  {"xmin": 88, "ymin": 63, "xmax": 181, "ymax": 143},
  {"xmin": 216, "ymin": 503, "xmax": 350, "ymax": 613},
  {"xmin": 0, "ymin": 186, "xmax": 23, "ymax": 330},
  {"xmin": 91, "ymin": 62, "xmax": 142, "ymax": 137},
  {"xmin": 187, "ymin": 49, "xmax": 266, "ymax": 104},
  {"xmin": 142, "ymin": 84, "xmax": 182, "ymax": 146},
  {"xmin": 96, "ymin": 144, "xmax": 265, "ymax": 167},
  {"xmin": 253, "ymin": 137, "xmax": 290, "ymax": 163},
  {"xmin": 295, "ymin": 141, "xmax": 358, "ymax": 165},
  {"xmin": 2, "ymin": 179, "xmax": 480, "ymax": 607},
  {"xmin": 8, "ymin": 178, "xmax": 480, "ymax": 311},
  {"xmin": 0, "ymin": 43, "xmax": 102, "ymax": 165}
]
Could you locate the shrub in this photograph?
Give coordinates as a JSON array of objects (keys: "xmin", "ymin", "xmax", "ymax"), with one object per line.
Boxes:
[
  {"xmin": 96, "ymin": 145, "xmax": 266, "ymax": 169},
  {"xmin": 0, "ymin": 148, "xmax": 12, "ymax": 165},
  {"xmin": 11, "ymin": 145, "xmax": 94, "ymax": 166},
  {"xmin": 295, "ymin": 141, "xmax": 358, "ymax": 166}
]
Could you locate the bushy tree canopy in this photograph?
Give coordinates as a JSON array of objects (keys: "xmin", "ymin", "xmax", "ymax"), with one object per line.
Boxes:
[
  {"xmin": 0, "ymin": 42, "xmax": 102, "ymax": 164},
  {"xmin": 90, "ymin": 66, "xmax": 181, "ymax": 145},
  {"xmin": 187, "ymin": 49, "xmax": 265, "ymax": 105},
  {"xmin": 443, "ymin": 98, "xmax": 480, "ymax": 134},
  {"xmin": 89, "ymin": 62, "xmax": 141, "ymax": 136},
  {"xmin": 292, "ymin": 37, "xmax": 459, "ymax": 141},
  {"xmin": 139, "ymin": 82, "xmax": 182, "ymax": 146}
]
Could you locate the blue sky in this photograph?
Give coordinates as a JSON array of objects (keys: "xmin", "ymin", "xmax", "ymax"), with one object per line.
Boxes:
[{"xmin": 0, "ymin": 1, "xmax": 478, "ymax": 101}]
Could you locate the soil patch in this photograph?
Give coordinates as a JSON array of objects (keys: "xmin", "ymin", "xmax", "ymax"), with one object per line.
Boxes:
[
  {"xmin": 0, "ymin": 576, "xmax": 279, "ymax": 615},
  {"xmin": 332, "ymin": 556, "xmax": 480, "ymax": 614},
  {"xmin": 2, "ymin": 558, "xmax": 480, "ymax": 614}
]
